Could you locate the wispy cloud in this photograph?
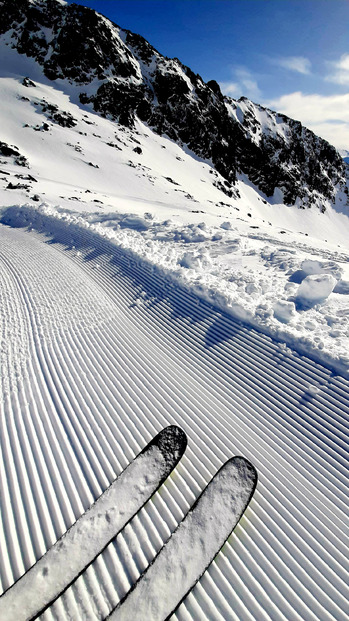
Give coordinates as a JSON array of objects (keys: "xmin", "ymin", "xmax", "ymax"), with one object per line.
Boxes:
[
  {"xmin": 266, "ymin": 91, "xmax": 349, "ymax": 150},
  {"xmin": 219, "ymin": 81, "xmax": 239, "ymax": 97},
  {"xmin": 272, "ymin": 56, "xmax": 312, "ymax": 75},
  {"xmin": 220, "ymin": 68, "xmax": 261, "ymax": 100},
  {"xmin": 326, "ymin": 53, "xmax": 349, "ymax": 85}
]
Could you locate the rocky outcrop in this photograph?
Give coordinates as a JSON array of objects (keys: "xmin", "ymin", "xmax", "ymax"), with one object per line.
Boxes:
[{"xmin": 1, "ymin": 0, "xmax": 347, "ymax": 209}]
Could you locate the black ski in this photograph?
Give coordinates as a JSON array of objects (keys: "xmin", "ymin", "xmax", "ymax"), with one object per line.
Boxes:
[
  {"xmin": 108, "ymin": 456, "xmax": 257, "ymax": 621},
  {"xmin": 0, "ymin": 425, "xmax": 187, "ymax": 621}
]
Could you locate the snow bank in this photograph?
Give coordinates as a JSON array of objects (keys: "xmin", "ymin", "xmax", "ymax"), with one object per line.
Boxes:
[{"xmin": 1, "ymin": 202, "xmax": 349, "ymax": 377}]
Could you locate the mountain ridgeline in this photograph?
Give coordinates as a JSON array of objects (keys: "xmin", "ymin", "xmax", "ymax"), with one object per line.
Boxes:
[{"xmin": 1, "ymin": 0, "xmax": 347, "ymax": 210}]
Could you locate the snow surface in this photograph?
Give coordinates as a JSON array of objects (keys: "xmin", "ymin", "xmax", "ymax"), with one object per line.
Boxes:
[
  {"xmin": 296, "ymin": 273, "xmax": 337, "ymax": 305},
  {"xmin": 0, "ymin": 44, "xmax": 348, "ymax": 376},
  {"xmin": 1, "ymin": 218, "xmax": 348, "ymax": 621},
  {"xmin": 0, "ymin": 40, "xmax": 349, "ymax": 621}
]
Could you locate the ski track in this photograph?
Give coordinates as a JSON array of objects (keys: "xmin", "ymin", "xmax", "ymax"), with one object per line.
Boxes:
[{"xmin": 0, "ymin": 223, "xmax": 348, "ymax": 621}]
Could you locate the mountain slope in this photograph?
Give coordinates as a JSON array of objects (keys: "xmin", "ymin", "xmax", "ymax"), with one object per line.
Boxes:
[
  {"xmin": 1, "ymin": 0, "xmax": 348, "ymax": 212},
  {"xmin": 0, "ymin": 1, "xmax": 349, "ymax": 374}
]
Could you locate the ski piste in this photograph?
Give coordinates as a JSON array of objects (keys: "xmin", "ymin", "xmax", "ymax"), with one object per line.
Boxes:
[
  {"xmin": 108, "ymin": 456, "xmax": 257, "ymax": 621},
  {"xmin": 0, "ymin": 425, "xmax": 187, "ymax": 621}
]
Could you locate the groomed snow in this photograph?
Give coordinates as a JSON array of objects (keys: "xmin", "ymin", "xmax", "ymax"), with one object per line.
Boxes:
[
  {"xmin": 1, "ymin": 223, "xmax": 348, "ymax": 621},
  {"xmin": 0, "ymin": 428, "xmax": 185, "ymax": 621}
]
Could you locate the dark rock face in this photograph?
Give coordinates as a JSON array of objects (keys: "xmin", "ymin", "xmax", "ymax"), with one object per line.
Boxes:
[
  {"xmin": 0, "ymin": 0, "xmax": 347, "ymax": 208},
  {"xmin": 38, "ymin": 100, "xmax": 77, "ymax": 127},
  {"xmin": 0, "ymin": 141, "xmax": 19, "ymax": 157},
  {"xmin": 0, "ymin": 141, "xmax": 29, "ymax": 167}
]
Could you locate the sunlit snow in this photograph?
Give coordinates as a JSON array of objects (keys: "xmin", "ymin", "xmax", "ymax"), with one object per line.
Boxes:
[
  {"xmin": 1, "ymin": 33, "xmax": 348, "ymax": 621},
  {"xmin": 0, "ymin": 44, "xmax": 348, "ymax": 375}
]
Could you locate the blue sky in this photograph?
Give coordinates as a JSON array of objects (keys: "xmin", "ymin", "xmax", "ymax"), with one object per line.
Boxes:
[{"xmin": 66, "ymin": 0, "xmax": 349, "ymax": 150}]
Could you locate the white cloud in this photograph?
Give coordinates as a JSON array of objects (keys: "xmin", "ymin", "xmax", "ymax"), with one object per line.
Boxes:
[
  {"xmin": 326, "ymin": 53, "xmax": 349, "ymax": 85},
  {"xmin": 266, "ymin": 91, "xmax": 349, "ymax": 150},
  {"xmin": 219, "ymin": 81, "xmax": 239, "ymax": 97},
  {"xmin": 220, "ymin": 68, "xmax": 261, "ymax": 101},
  {"xmin": 274, "ymin": 56, "xmax": 311, "ymax": 75}
]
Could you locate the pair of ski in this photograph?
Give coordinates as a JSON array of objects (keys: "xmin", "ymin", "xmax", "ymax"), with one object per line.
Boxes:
[{"xmin": 0, "ymin": 426, "xmax": 257, "ymax": 621}]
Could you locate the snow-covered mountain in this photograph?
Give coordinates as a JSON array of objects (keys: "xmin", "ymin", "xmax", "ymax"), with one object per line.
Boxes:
[
  {"xmin": 1, "ymin": 0, "xmax": 348, "ymax": 212},
  {"xmin": 0, "ymin": 0, "xmax": 349, "ymax": 373},
  {"xmin": 339, "ymin": 148, "xmax": 349, "ymax": 165},
  {"xmin": 1, "ymin": 2, "xmax": 348, "ymax": 620}
]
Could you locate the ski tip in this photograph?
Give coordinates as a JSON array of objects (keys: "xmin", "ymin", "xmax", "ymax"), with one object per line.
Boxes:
[
  {"xmin": 147, "ymin": 425, "xmax": 187, "ymax": 464},
  {"xmin": 225, "ymin": 455, "xmax": 258, "ymax": 494}
]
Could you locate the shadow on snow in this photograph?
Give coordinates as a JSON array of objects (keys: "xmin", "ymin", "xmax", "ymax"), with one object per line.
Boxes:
[{"xmin": 1, "ymin": 204, "xmax": 348, "ymax": 459}]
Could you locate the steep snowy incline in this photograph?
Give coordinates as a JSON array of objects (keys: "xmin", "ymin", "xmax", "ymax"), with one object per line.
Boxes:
[{"xmin": 0, "ymin": 222, "xmax": 348, "ymax": 620}]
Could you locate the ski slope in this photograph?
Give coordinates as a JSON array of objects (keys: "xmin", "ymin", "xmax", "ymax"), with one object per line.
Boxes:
[{"xmin": 1, "ymin": 220, "xmax": 348, "ymax": 621}]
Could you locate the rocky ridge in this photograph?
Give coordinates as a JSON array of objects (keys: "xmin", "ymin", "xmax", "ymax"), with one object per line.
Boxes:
[{"xmin": 1, "ymin": 0, "xmax": 348, "ymax": 211}]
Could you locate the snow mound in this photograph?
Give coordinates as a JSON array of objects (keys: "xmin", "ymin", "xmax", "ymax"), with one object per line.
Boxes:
[
  {"xmin": 273, "ymin": 300, "xmax": 296, "ymax": 323},
  {"xmin": 296, "ymin": 274, "xmax": 337, "ymax": 305},
  {"xmin": 178, "ymin": 250, "xmax": 212, "ymax": 270},
  {"xmin": 301, "ymin": 259, "xmax": 343, "ymax": 280}
]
